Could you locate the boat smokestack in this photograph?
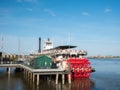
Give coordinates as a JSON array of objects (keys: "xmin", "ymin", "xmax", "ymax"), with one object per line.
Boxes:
[{"xmin": 38, "ymin": 37, "xmax": 41, "ymax": 53}]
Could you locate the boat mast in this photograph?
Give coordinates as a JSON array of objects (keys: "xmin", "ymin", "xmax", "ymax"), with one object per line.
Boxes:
[{"xmin": 38, "ymin": 37, "xmax": 41, "ymax": 53}]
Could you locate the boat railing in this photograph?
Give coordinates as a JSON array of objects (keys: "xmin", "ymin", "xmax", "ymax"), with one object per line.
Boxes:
[{"xmin": 41, "ymin": 49, "xmax": 87, "ymax": 55}]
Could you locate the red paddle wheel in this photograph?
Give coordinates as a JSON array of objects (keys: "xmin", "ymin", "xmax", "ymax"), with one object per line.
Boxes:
[{"xmin": 66, "ymin": 58, "xmax": 92, "ymax": 79}]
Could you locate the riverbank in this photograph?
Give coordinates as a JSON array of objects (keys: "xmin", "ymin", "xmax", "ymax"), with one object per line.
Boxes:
[{"xmin": 88, "ymin": 55, "xmax": 120, "ymax": 59}]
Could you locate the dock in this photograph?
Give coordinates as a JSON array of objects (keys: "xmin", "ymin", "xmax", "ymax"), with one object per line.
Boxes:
[{"xmin": 0, "ymin": 63, "xmax": 71, "ymax": 85}]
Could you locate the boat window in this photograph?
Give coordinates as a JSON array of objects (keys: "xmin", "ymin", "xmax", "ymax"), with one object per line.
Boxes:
[{"xmin": 71, "ymin": 54, "xmax": 77, "ymax": 58}]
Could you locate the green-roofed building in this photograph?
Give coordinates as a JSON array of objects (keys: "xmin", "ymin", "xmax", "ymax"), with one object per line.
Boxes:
[{"xmin": 33, "ymin": 55, "xmax": 52, "ymax": 69}]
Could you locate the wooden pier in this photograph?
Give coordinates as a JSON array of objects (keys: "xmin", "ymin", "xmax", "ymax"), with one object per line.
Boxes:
[{"xmin": 0, "ymin": 63, "xmax": 71, "ymax": 85}]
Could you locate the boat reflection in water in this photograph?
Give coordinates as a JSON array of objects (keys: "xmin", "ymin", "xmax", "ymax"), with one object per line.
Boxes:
[
  {"xmin": 70, "ymin": 79, "xmax": 94, "ymax": 90},
  {"xmin": 30, "ymin": 76, "xmax": 95, "ymax": 90},
  {"xmin": 29, "ymin": 78, "xmax": 95, "ymax": 90},
  {"xmin": 54, "ymin": 78, "xmax": 95, "ymax": 90}
]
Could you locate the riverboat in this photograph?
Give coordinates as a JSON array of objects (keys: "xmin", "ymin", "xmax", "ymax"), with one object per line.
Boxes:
[{"xmin": 36, "ymin": 38, "xmax": 94, "ymax": 79}]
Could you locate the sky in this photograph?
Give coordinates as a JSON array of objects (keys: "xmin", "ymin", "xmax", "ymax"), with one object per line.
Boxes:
[{"xmin": 0, "ymin": 0, "xmax": 120, "ymax": 56}]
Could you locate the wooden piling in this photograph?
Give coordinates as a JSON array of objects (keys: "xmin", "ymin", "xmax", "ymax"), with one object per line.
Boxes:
[
  {"xmin": 27, "ymin": 71, "xmax": 30, "ymax": 83},
  {"xmin": 23, "ymin": 69, "xmax": 26, "ymax": 78},
  {"xmin": 26, "ymin": 70, "xmax": 28, "ymax": 79},
  {"xmin": 62, "ymin": 74, "xmax": 65, "ymax": 84},
  {"xmin": 30, "ymin": 72, "xmax": 32, "ymax": 80},
  {"xmin": 36, "ymin": 74, "xmax": 39, "ymax": 86},
  {"xmin": 33, "ymin": 73, "xmax": 35, "ymax": 82},
  {"xmin": 25, "ymin": 70, "xmax": 27, "ymax": 79},
  {"xmin": 68, "ymin": 74, "xmax": 71, "ymax": 84},
  {"xmin": 55, "ymin": 73, "xmax": 59, "ymax": 84},
  {"xmin": 7, "ymin": 67, "xmax": 10, "ymax": 74}
]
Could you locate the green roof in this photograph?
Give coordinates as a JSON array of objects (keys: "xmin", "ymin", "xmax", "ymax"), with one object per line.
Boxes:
[{"xmin": 33, "ymin": 55, "xmax": 52, "ymax": 69}]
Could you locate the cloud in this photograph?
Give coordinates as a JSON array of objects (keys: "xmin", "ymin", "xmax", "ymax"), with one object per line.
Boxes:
[
  {"xmin": 82, "ymin": 12, "xmax": 89, "ymax": 16},
  {"xmin": 104, "ymin": 8, "xmax": 112, "ymax": 13},
  {"xmin": 44, "ymin": 9, "xmax": 56, "ymax": 17}
]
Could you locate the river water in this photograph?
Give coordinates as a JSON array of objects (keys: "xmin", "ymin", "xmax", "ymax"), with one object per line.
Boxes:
[{"xmin": 0, "ymin": 58, "xmax": 120, "ymax": 90}]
